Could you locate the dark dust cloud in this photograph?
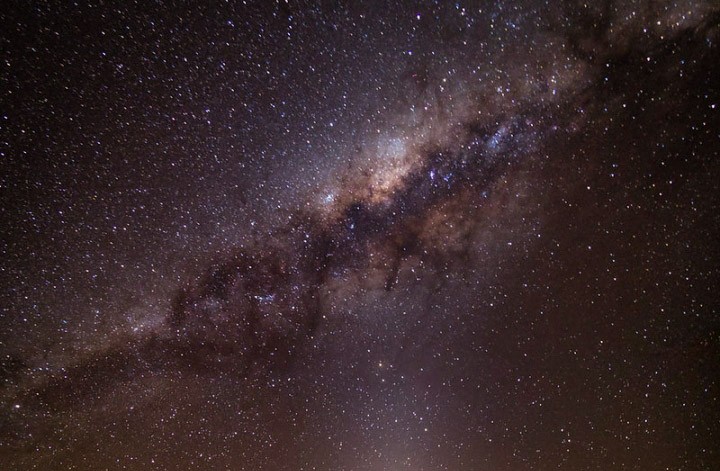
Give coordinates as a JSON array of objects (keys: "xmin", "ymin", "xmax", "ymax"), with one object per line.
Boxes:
[{"xmin": 1, "ymin": 1, "xmax": 720, "ymax": 470}]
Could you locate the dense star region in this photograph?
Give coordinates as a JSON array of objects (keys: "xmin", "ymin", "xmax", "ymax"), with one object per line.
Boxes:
[{"xmin": 1, "ymin": 1, "xmax": 719, "ymax": 470}]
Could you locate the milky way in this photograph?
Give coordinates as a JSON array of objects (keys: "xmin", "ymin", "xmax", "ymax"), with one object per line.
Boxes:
[{"xmin": 2, "ymin": 2, "xmax": 720, "ymax": 470}]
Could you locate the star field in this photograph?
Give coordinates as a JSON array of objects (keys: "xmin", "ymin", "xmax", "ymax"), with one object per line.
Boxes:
[{"xmin": 1, "ymin": 1, "xmax": 719, "ymax": 470}]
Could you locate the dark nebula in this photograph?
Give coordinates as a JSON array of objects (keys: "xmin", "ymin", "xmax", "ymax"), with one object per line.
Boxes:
[{"xmin": 1, "ymin": 1, "xmax": 719, "ymax": 470}]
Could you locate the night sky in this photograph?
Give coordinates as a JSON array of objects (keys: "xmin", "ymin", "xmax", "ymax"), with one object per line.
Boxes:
[{"xmin": 2, "ymin": 1, "xmax": 720, "ymax": 469}]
